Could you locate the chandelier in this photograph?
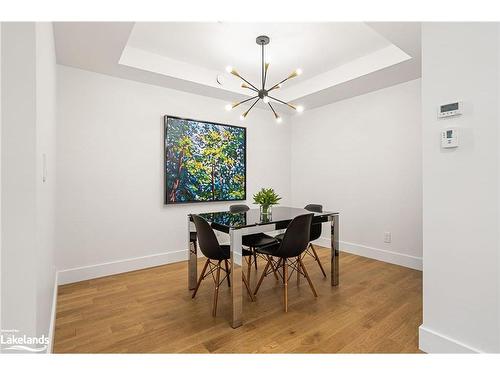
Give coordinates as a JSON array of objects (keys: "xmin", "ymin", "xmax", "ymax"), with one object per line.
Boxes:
[{"xmin": 224, "ymin": 35, "xmax": 304, "ymax": 123}]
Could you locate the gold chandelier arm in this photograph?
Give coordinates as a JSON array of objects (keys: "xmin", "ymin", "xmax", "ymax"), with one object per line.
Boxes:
[
  {"xmin": 268, "ymin": 77, "xmax": 290, "ymax": 92},
  {"xmin": 242, "ymin": 97, "xmax": 260, "ymax": 118},
  {"xmin": 268, "ymin": 69, "xmax": 301, "ymax": 92},
  {"xmin": 230, "ymin": 69, "xmax": 259, "ymax": 91},
  {"xmin": 232, "ymin": 95, "xmax": 259, "ymax": 109},
  {"xmin": 263, "ymin": 62, "xmax": 270, "ymax": 90},
  {"xmin": 241, "ymin": 83, "xmax": 258, "ymax": 92},
  {"xmin": 268, "ymin": 102, "xmax": 279, "ymax": 119},
  {"xmin": 267, "ymin": 95, "xmax": 297, "ymax": 111}
]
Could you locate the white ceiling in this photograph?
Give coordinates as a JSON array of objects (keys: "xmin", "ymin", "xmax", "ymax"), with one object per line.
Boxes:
[
  {"xmin": 127, "ymin": 22, "xmax": 391, "ymax": 86},
  {"xmin": 54, "ymin": 22, "xmax": 421, "ymax": 112}
]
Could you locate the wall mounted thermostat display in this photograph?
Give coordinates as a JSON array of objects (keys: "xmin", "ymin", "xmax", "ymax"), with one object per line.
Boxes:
[
  {"xmin": 438, "ymin": 102, "xmax": 462, "ymax": 118},
  {"xmin": 441, "ymin": 128, "xmax": 458, "ymax": 148}
]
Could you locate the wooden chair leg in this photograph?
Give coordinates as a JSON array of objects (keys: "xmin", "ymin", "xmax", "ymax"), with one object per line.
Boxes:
[
  {"xmin": 242, "ymin": 272, "xmax": 255, "ymax": 302},
  {"xmin": 192, "ymin": 259, "xmax": 210, "ymax": 299},
  {"xmin": 253, "ymin": 252, "xmax": 258, "ymax": 270},
  {"xmin": 267, "ymin": 256, "xmax": 280, "ymax": 280},
  {"xmin": 310, "ymin": 244, "xmax": 327, "ymax": 278},
  {"xmin": 298, "ymin": 257, "xmax": 318, "ymax": 297},
  {"xmin": 274, "ymin": 257, "xmax": 284, "ymax": 281},
  {"xmin": 212, "ymin": 261, "xmax": 222, "ymax": 317},
  {"xmin": 224, "ymin": 259, "xmax": 231, "ymax": 287},
  {"xmin": 283, "ymin": 259, "xmax": 288, "ymax": 312},
  {"xmin": 254, "ymin": 257, "xmax": 271, "ymax": 296}
]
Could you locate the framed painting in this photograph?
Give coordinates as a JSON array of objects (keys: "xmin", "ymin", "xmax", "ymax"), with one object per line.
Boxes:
[{"xmin": 164, "ymin": 115, "xmax": 246, "ymax": 204}]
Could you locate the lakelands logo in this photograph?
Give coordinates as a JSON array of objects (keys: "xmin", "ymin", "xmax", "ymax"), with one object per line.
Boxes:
[{"xmin": 0, "ymin": 329, "xmax": 49, "ymax": 353}]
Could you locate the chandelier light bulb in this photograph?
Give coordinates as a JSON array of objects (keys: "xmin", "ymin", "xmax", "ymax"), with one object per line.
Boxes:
[
  {"xmin": 225, "ymin": 65, "xmax": 233, "ymax": 74},
  {"xmin": 225, "ymin": 104, "xmax": 232, "ymax": 111},
  {"xmin": 295, "ymin": 68, "xmax": 303, "ymax": 76},
  {"xmin": 276, "ymin": 116, "xmax": 282, "ymax": 123},
  {"xmin": 239, "ymin": 114, "xmax": 246, "ymax": 121},
  {"xmin": 263, "ymin": 96, "xmax": 270, "ymax": 104},
  {"xmin": 296, "ymin": 105, "xmax": 304, "ymax": 113}
]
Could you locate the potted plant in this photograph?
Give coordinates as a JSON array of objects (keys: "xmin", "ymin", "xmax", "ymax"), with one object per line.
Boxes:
[{"xmin": 253, "ymin": 188, "xmax": 281, "ymax": 218}]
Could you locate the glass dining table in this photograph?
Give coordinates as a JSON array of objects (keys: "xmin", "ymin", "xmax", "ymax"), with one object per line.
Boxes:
[{"xmin": 187, "ymin": 206, "xmax": 339, "ymax": 328}]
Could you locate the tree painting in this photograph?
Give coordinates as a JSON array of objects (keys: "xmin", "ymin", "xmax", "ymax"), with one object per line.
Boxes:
[{"xmin": 165, "ymin": 116, "xmax": 246, "ymax": 203}]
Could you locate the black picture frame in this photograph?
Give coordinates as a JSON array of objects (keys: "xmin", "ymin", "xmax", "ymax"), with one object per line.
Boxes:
[{"xmin": 164, "ymin": 115, "xmax": 247, "ymax": 205}]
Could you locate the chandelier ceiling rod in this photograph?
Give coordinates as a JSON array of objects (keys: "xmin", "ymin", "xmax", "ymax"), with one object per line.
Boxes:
[{"xmin": 225, "ymin": 35, "xmax": 304, "ymax": 123}]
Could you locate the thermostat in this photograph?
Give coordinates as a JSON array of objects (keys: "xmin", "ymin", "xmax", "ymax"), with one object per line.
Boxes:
[
  {"xmin": 441, "ymin": 128, "xmax": 458, "ymax": 148},
  {"xmin": 438, "ymin": 102, "xmax": 462, "ymax": 118}
]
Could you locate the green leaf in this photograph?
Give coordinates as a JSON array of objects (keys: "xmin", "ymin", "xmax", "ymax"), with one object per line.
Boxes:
[{"xmin": 253, "ymin": 187, "xmax": 282, "ymax": 206}]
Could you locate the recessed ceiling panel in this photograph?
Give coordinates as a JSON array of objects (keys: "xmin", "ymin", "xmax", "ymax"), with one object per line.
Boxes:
[
  {"xmin": 54, "ymin": 22, "xmax": 421, "ymax": 110},
  {"xmin": 126, "ymin": 22, "xmax": 392, "ymax": 87}
]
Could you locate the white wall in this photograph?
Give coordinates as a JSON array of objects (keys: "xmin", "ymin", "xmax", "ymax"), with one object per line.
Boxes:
[
  {"xmin": 1, "ymin": 22, "xmax": 38, "ymax": 341},
  {"xmin": 1, "ymin": 22, "xmax": 57, "ymax": 352},
  {"xmin": 56, "ymin": 65, "xmax": 291, "ymax": 282},
  {"xmin": 35, "ymin": 22, "xmax": 57, "ymax": 344},
  {"xmin": 420, "ymin": 23, "xmax": 500, "ymax": 353},
  {"xmin": 290, "ymin": 79, "xmax": 422, "ymax": 269}
]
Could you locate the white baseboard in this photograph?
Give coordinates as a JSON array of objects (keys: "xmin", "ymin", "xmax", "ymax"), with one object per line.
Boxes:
[
  {"xmin": 57, "ymin": 237, "xmax": 422, "ymax": 286},
  {"xmin": 314, "ymin": 237, "xmax": 422, "ymax": 271},
  {"xmin": 57, "ymin": 249, "xmax": 188, "ymax": 285},
  {"xmin": 419, "ymin": 325, "xmax": 482, "ymax": 353},
  {"xmin": 47, "ymin": 271, "xmax": 58, "ymax": 354}
]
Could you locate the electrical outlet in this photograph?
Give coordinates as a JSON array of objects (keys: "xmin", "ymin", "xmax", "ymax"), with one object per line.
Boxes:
[{"xmin": 384, "ymin": 232, "xmax": 392, "ymax": 243}]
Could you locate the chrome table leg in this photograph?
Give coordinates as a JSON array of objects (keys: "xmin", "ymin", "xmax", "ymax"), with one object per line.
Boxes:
[
  {"xmin": 188, "ymin": 215, "xmax": 197, "ymax": 290},
  {"xmin": 229, "ymin": 228, "xmax": 243, "ymax": 328},
  {"xmin": 330, "ymin": 214, "xmax": 339, "ymax": 286}
]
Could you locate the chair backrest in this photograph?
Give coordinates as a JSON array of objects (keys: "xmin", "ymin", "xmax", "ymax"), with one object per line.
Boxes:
[
  {"xmin": 304, "ymin": 204, "xmax": 323, "ymax": 241},
  {"xmin": 229, "ymin": 204, "xmax": 250, "ymax": 213},
  {"xmin": 275, "ymin": 213, "xmax": 314, "ymax": 258},
  {"xmin": 191, "ymin": 214, "xmax": 222, "ymax": 260},
  {"xmin": 304, "ymin": 204, "xmax": 322, "ymax": 213}
]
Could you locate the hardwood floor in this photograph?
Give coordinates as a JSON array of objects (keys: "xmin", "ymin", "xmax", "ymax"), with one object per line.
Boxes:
[{"xmin": 53, "ymin": 247, "xmax": 422, "ymax": 353}]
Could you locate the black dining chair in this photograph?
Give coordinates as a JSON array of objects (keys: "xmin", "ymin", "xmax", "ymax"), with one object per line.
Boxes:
[
  {"xmin": 191, "ymin": 214, "xmax": 254, "ymax": 317},
  {"xmin": 229, "ymin": 204, "xmax": 280, "ymax": 284},
  {"xmin": 253, "ymin": 213, "xmax": 317, "ymax": 312},
  {"xmin": 275, "ymin": 204, "xmax": 327, "ymax": 278}
]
